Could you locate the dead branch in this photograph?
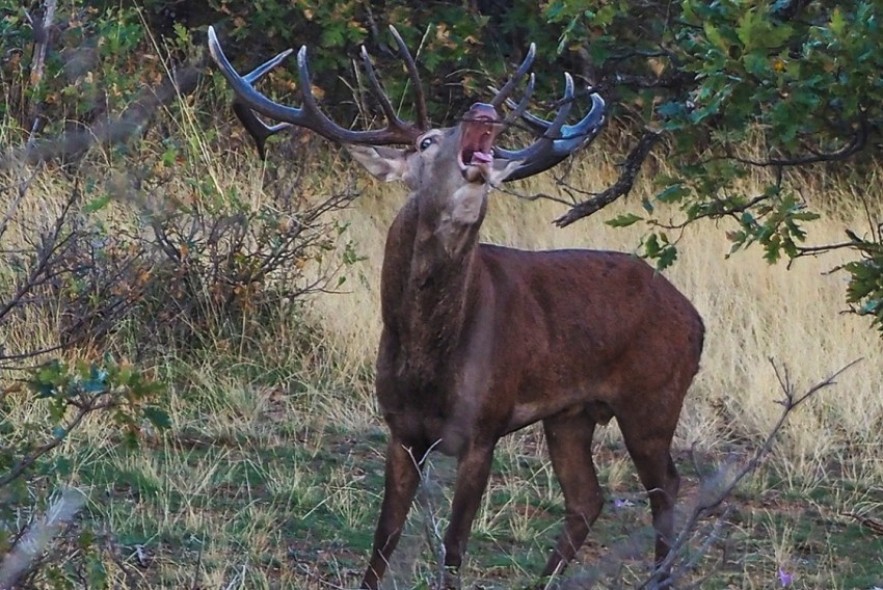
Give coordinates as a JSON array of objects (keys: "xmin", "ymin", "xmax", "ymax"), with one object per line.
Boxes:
[
  {"xmin": 25, "ymin": 0, "xmax": 58, "ymax": 147},
  {"xmin": 1, "ymin": 61, "xmax": 205, "ymax": 170},
  {"xmin": 637, "ymin": 358, "xmax": 862, "ymax": 589},
  {"xmin": 555, "ymin": 129, "xmax": 662, "ymax": 227},
  {"xmin": 0, "ymin": 487, "xmax": 86, "ymax": 589}
]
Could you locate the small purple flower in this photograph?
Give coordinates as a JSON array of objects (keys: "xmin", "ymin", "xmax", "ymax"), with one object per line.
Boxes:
[{"xmin": 777, "ymin": 567, "xmax": 794, "ymax": 587}]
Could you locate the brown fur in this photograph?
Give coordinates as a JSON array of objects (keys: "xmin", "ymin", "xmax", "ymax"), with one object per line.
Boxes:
[
  {"xmin": 357, "ymin": 115, "xmax": 704, "ymax": 589},
  {"xmin": 204, "ymin": 28, "xmax": 679, "ymax": 589}
]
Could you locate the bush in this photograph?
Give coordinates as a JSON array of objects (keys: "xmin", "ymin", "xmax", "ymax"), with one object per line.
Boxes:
[{"xmin": 1, "ymin": 3, "xmax": 364, "ymax": 584}]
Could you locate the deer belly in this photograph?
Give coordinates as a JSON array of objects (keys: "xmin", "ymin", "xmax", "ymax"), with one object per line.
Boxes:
[{"xmin": 507, "ymin": 387, "xmax": 613, "ymax": 432}]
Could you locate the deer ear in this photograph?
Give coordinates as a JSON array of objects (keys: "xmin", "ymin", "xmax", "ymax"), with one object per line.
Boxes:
[
  {"xmin": 488, "ymin": 159, "xmax": 524, "ymax": 187},
  {"xmin": 345, "ymin": 145, "xmax": 409, "ymax": 182}
]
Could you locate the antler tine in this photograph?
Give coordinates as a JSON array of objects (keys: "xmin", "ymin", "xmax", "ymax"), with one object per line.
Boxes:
[
  {"xmin": 503, "ymin": 94, "xmax": 547, "ymax": 135},
  {"xmin": 236, "ymin": 50, "xmax": 297, "ymax": 158},
  {"xmin": 243, "ymin": 48, "xmax": 294, "ymax": 84},
  {"xmin": 542, "ymin": 72, "xmax": 576, "ymax": 138},
  {"xmin": 497, "ymin": 73, "xmax": 574, "ymax": 160},
  {"xmin": 496, "ymin": 76, "xmax": 607, "ymax": 181},
  {"xmin": 388, "ymin": 26, "xmax": 429, "ymax": 130},
  {"xmin": 505, "ymin": 89, "xmax": 605, "ymax": 138},
  {"xmin": 293, "ymin": 45, "xmax": 350, "ymax": 136},
  {"xmin": 490, "ymin": 43, "xmax": 536, "ymax": 110},
  {"xmin": 359, "ymin": 46, "xmax": 412, "ymax": 135},
  {"xmin": 208, "ymin": 32, "xmax": 295, "ymax": 158},
  {"xmin": 231, "ymin": 102, "xmax": 291, "ymax": 160},
  {"xmin": 207, "ymin": 25, "xmax": 423, "ymax": 149},
  {"xmin": 501, "ymin": 73, "xmax": 536, "ymax": 128}
]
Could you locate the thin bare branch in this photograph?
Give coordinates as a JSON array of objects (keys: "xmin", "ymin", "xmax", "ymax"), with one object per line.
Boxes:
[
  {"xmin": 0, "ymin": 487, "xmax": 86, "ymax": 589},
  {"xmin": 0, "ymin": 400, "xmax": 95, "ymax": 488},
  {"xmin": 25, "ymin": 0, "xmax": 58, "ymax": 148},
  {"xmin": 638, "ymin": 358, "xmax": 862, "ymax": 589},
  {"xmin": 0, "ymin": 168, "xmax": 39, "ymax": 240}
]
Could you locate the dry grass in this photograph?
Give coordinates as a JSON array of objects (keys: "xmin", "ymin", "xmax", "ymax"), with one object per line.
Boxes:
[{"xmin": 2, "ymin": 116, "xmax": 882, "ymax": 587}]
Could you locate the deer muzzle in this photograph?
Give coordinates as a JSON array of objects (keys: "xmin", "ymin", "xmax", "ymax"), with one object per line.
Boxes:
[{"xmin": 458, "ymin": 103, "xmax": 503, "ymax": 183}]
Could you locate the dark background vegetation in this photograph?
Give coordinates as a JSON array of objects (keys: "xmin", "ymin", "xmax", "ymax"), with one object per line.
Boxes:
[{"xmin": 5, "ymin": 0, "xmax": 881, "ymax": 330}]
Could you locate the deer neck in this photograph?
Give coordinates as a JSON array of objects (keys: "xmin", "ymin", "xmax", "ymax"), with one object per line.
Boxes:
[{"xmin": 381, "ymin": 187, "xmax": 487, "ymax": 379}]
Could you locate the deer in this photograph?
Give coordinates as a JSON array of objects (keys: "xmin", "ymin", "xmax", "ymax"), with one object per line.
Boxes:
[{"xmin": 208, "ymin": 25, "xmax": 705, "ymax": 590}]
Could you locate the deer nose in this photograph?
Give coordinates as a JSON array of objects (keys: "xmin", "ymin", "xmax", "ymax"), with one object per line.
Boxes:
[{"xmin": 464, "ymin": 102, "xmax": 500, "ymax": 123}]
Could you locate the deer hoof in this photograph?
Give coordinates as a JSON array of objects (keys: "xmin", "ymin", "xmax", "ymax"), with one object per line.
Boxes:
[{"xmin": 440, "ymin": 565, "xmax": 461, "ymax": 590}]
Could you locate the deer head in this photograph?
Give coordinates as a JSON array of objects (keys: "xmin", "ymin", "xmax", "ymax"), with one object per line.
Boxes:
[
  {"xmin": 208, "ymin": 25, "xmax": 604, "ymax": 265},
  {"xmin": 206, "ymin": 25, "xmax": 605, "ymax": 189}
]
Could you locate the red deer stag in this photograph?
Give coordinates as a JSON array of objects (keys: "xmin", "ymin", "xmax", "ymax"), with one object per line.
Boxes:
[{"xmin": 208, "ymin": 25, "xmax": 704, "ymax": 589}]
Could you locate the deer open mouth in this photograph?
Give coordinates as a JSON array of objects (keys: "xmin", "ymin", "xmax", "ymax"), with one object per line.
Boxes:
[{"xmin": 458, "ymin": 103, "xmax": 501, "ymax": 183}]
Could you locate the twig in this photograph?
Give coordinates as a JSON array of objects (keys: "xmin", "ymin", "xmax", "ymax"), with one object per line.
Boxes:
[
  {"xmin": 222, "ymin": 563, "xmax": 247, "ymax": 590},
  {"xmin": 0, "ymin": 169, "xmax": 38, "ymax": 241},
  {"xmin": 189, "ymin": 538, "xmax": 204, "ymax": 590},
  {"xmin": 495, "ymin": 185, "xmax": 575, "ymax": 207},
  {"xmin": 0, "ymin": 487, "xmax": 86, "ymax": 589},
  {"xmin": 0, "ymin": 187, "xmax": 79, "ymax": 330},
  {"xmin": 0, "ymin": 388, "xmax": 114, "ymax": 488},
  {"xmin": 840, "ymin": 511, "xmax": 883, "ymax": 536},
  {"xmin": 405, "ymin": 440, "xmax": 446, "ymax": 589},
  {"xmin": 637, "ymin": 358, "xmax": 862, "ymax": 589}
]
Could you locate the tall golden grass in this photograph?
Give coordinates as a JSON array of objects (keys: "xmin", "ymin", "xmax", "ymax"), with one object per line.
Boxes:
[{"xmin": 307, "ymin": 147, "xmax": 883, "ymax": 486}]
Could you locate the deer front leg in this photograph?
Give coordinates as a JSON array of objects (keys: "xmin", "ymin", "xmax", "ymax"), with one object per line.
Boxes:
[
  {"xmin": 440, "ymin": 444, "xmax": 495, "ymax": 590},
  {"xmin": 360, "ymin": 438, "xmax": 426, "ymax": 590}
]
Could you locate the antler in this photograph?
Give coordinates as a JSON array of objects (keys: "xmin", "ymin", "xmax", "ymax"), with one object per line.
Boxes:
[
  {"xmin": 481, "ymin": 45, "xmax": 606, "ymax": 181},
  {"xmin": 208, "ymin": 24, "xmax": 606, "ymax": 179},
  {"xmin": 494, "ymin": 76, "xmax": 607, "ymax": 182},
  {"xmin": 228, "ymin": 48, "xmax": 294, "ymax": 159},
  {"xmin": 207, "ymin": 26, "xmax": 427, "ymax": 152}
]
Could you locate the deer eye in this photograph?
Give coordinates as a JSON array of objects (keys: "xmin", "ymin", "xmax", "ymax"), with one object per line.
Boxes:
[{"xmin": 418, "ymin": 136, "xmax": 434, "ymax": 151}]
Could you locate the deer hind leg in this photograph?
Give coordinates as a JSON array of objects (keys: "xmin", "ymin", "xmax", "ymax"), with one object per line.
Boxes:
[
  {"xmin": 616, "ymin": 408, "xmax": 681, "ymax": 580},
  {"xmin": 540, "ymin": 408, "xmax": 603, "ymax": 579},
  {"xmin": 360, "ymin": 438, "xmax": 427, "ymax": 590}
]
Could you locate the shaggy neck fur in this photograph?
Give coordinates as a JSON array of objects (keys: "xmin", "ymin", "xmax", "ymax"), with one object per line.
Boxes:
[{"xmin": 380, "ymin": 183, "xmax": 488, "ymax": 384}]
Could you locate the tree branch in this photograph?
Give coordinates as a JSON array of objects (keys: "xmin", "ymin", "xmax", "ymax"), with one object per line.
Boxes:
[
  {"xmin": 1, "ymin": 61, "xmax": 204, "ymax": 169},
  {"xmin": 555, "ymin": 129, "xmax": 662, "ymax": 227},
  {"xmin": 25, "ymin": 0, "xmax": 58, "ymax": 147},
  {"xmin": 0, "ymin": 401, "xmax": 93, "ymax": 488}
]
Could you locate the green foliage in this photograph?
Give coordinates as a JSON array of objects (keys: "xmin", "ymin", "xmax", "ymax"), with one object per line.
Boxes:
[
  {"xmin": 845, "ymin": 249, "xmax": 883, "ymax": 336},
  {"xmin": 545, "ymin": 1, "xmax": 882, "ymax": 334},
  {"xmin": 641, "ymin": 231, "xmax": 678, "ymax": 270},
  {"xmin": 1, "ymin": 2, "xmax": 163, "ymax": 137},
  {"xmin": 605, "ymin": 212, "xmax": 643, "ymax": 228},
  {"xmin": 0, "ymin": 355, "xmax": 164, "ymax": 587},
  {"xmin": 25, "ymin": 356, "xmax": 167, "ymax": 441},
  {"xmin": 5, "ymin": 1, "xmax": 581, "ymax": 132}
]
